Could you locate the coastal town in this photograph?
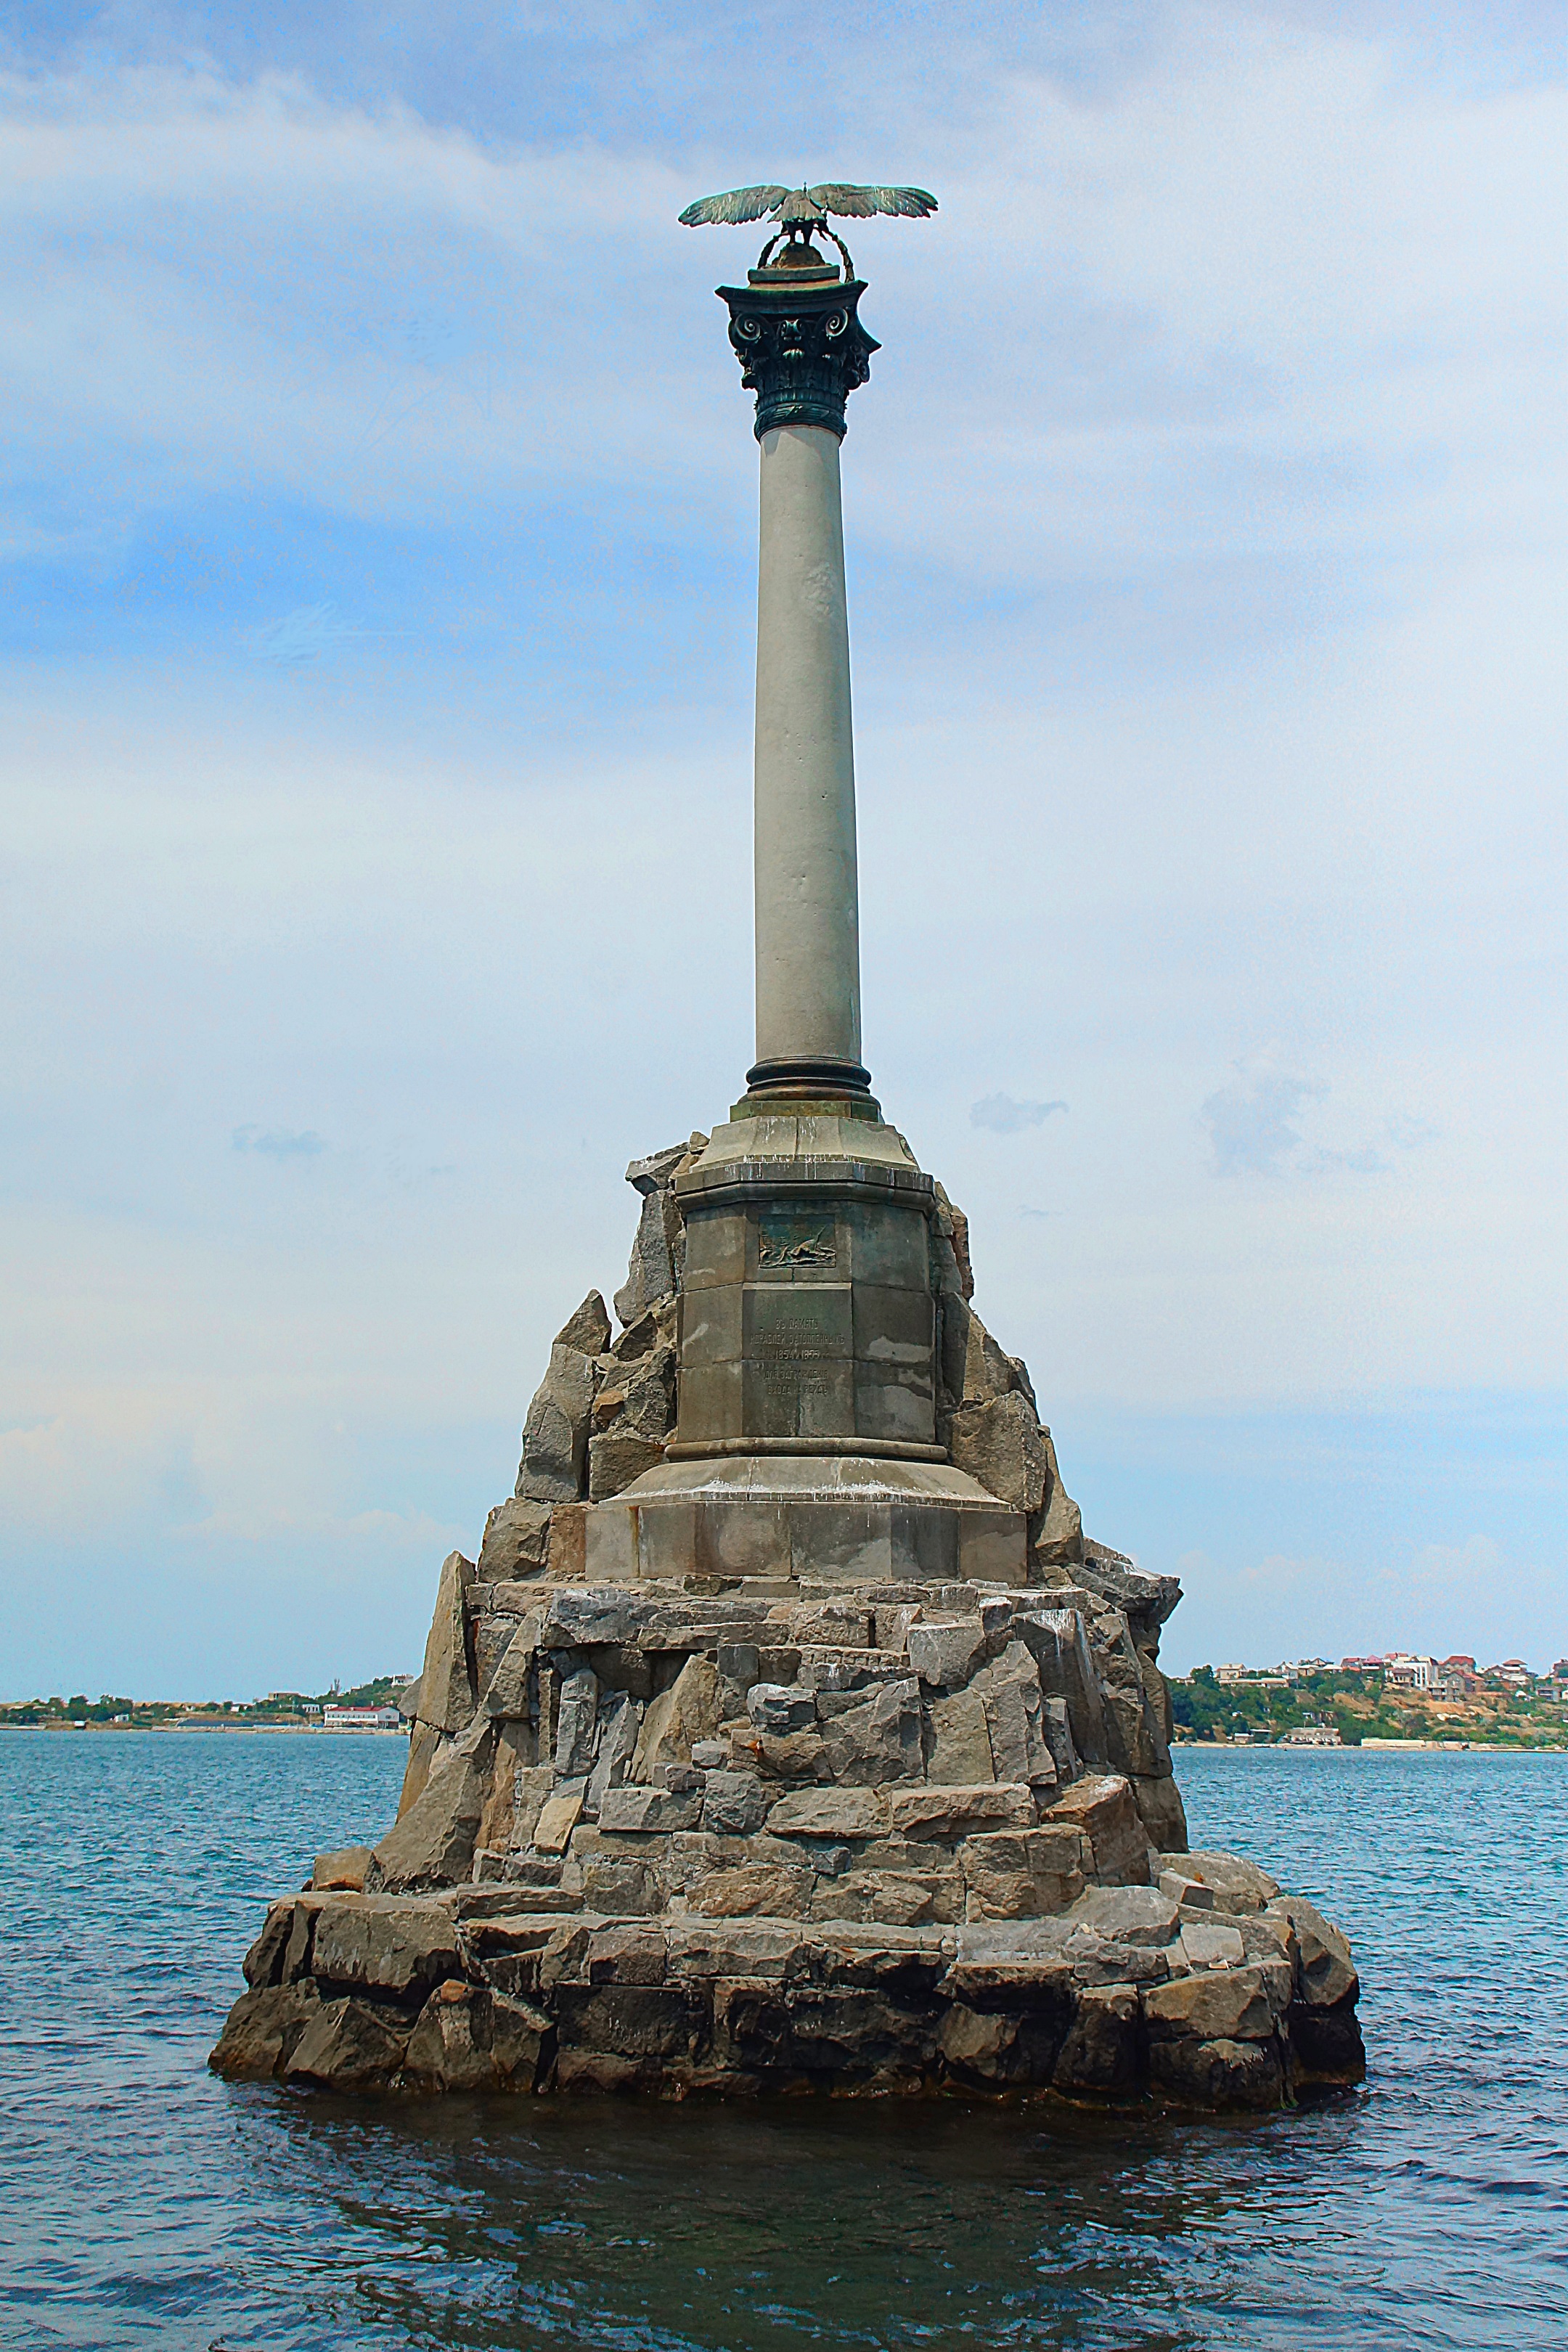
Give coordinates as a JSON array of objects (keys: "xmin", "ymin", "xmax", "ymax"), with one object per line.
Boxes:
[
  {"xmin": 4, "ymin": 1651, "xmax": 1564, "ymax": 1751},
  {"xmin": 0, "ymin": 1676, "xmax": 413, "ymax": 1732},
  {"xmin": 1170, "ymin": 1654, "xmax": 1568, "ymax": 1749}
]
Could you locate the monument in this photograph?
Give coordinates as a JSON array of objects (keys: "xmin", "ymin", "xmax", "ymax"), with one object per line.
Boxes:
[{"xmin": 212, "ymin": 187, "xmax": 1365, "ymax": 2108}]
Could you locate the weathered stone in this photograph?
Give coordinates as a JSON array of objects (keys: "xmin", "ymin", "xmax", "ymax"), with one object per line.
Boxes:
[
  {"xmin": 615, "ymin": 1175, "xmax": 683, "ymax": 1324},
  {"xmin": 634, "ymin": 1654, "xmax": 722, "ymax": 1779},
  {"xmin": 585, "ymin": 1922, "xmax": 667, "ymax": 1983},
  {"xmin": 370, "ymin": 1715, "xmax": 494, "ymax": 1892},
  {"xmin": 665, "ymin": 1919, "xmax": 806, "ymax": 1982},
  {"xmin": 748, "ymin": 1682, "xmax": 817, "ymax": 1735},
  {"xmin": 554, "ymin": 1667, "xmax": 600, "ymax": 1779},
  {"xmin": 588, "ymin": 1430, "xmax": 667, "ymax": 1500},
  {"xmin": 517, "ymin": 1327, "xmax": 602, "ymax": 1504},
  {"xmin": 766, "ymin": 1787, "xmax": 886, "ymax": 1840},
  {"xmin": 311, "ymin": 1900, "xmax": 463, "ymax": 1999},
  {"xmin": 1179, "ymin": 1920, "xmax": 1246, "ymax": 1970},
  {"xmin": 597, "ymin": 1785, "xmax": 702, "ymax": 1834},
  {"xmin": 1032, "ymin": 1427, "xmax": 1085, "ymax": 1568},
  {"xmin": 690, "ymin": 1864, "xmax": 813, "ymax": 1918},
  {"xmin": 483, "ymin": 1617, "xmax": 543, "ymax": 1720},
  {"xmin": 820, "ymin": 1678, "xmax": 923, "ymax": 1784},
  {"xmin": 731, "ymin": 1727, "xmax": 833, "ymax": 1784},
  {"xmin": 907, "ymin": 1617, "xmax": 986, "ymax": 1689},
  {"xmin": 581, "ymin": 1860, "xmax": 662, "ymax": 1916},
  {"xmin": 701, "ymin": 1770, "xmax": 771, "ymax": 1836},
  {"xmin": 413, "ymin": 1551, "xmax": 477, "ymax": 1736},
  {"xmin": 1270, "ymin": 1895, "xmax": 1358, "ymax": 2006},
  {"xmin": 958, "ymin": 1830, "xmax": 1084, "ymax": 1922},
  {"xmin": 1014, "ymin": 1607, "xmax": 1110, "ymax": 1768},
  {"xmin": 404, "ymin": 1982, "xmax": 552, "ymax": 2093},
  {"xmin": 1175, "ymin": 1850, "xmax": 1280, "ymax": 1915},
  {"xmin": 584, "ymin": 1690, "xmax": 641, "ymax": 1818},
  {"xmin": 310, "ymin": 1847, "xmax": 375, "ymax": 1893},
  {"xmin": 283, "ymin": 1996, "xmax": 410, "ymax": 2092},
  {"xmin": 890, "ymin": 1784, "xmax": 1034, "ymax": 1838},
  {"xmin": 533, "ymin": 1784, "xmax": 586, "ymax": 1854},
  {"xmin": 948, "ymin": 1393, "xmax": 1049, "ymax": 1514},
  {"xmin": 1068, "ymin": 1886, "xmax": 1180, "ymax": 1945},
  {"xmin": 1044, "ymin": 1774, "xmax": 1153, "ymax": 1885},
  {"xmin": 1159, "ymin": 1868, "xmax": 1213, "ymax": 1908},
  {"xmin": 510, "ymin": 1763, "xmax": 555, "ymax": 1850},
  {"xmin": 1148, "ymin": 2034, "xmax": 1283, "ymax": 2110},
  {"xmin": 397, "ymin": 1719, "xmax": 444, "ymax": 1818},
  {"xmin": 478, "ymin": 1498, "xmax": 553, "ymax": 1581},
  {"xmin": 971, "ymin": 1641, "xmax": 1057, "ymax": 1789},
  {"xmin": 924, "ymin": 1686, "xmax": 995, "ymax": 1783},
  {"xmin": 242, "ymin": 1902, "xmax": 295, "ymax": 1988},
  {"xmin": 1051, "ymin": 1984, "xmax": 1140, "ymax": 2094},
  {"xmin": 1144, "ymin": 1962, "xmax": 1283, "ymax": 2042},
  {"xmin": 210, "ymin": 1981, "xmax": 322, "ymax": 2078}
]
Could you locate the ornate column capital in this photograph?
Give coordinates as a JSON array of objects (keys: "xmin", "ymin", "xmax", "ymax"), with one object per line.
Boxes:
[{"xmin": 716, "ymin": 274, "xmax": 880, "ymax": 441}]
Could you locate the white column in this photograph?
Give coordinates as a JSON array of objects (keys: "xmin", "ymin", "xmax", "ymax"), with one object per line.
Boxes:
[{"xmin": 752, "ymin": 422, "xmax": 862, "ymax": 1074}]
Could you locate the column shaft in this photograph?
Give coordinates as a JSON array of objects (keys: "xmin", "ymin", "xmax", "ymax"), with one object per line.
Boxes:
[{"xmin": 752, "ymin": 423, "xmax": 862, "ymax": 1076}]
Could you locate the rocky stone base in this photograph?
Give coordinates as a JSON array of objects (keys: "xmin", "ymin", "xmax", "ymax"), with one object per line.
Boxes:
[
  {"xmin": 213, "ymin": 1858, "xmax": 1363, "ymax": 2107},
  {"xmin": 211, "ymin": 1150, "xmax": 1365, "ymax": 2113}
]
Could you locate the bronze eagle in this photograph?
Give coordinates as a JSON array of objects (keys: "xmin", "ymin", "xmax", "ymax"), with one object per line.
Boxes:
[{"xmin": 678, "ymin": 183, "xmax": 938, "ymax": 228}]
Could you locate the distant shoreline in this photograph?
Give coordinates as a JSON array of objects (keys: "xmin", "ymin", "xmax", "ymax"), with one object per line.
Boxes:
[{"xmin": 0, "ymin": 1722, "xmax": 408, "ymax": 1736}]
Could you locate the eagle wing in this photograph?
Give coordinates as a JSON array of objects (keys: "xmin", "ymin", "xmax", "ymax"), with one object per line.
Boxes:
[
  {"xmin": 678, "ymin": 184, "xmax": 792, "ymax": 227},
  {"xmin": 807, "ymin": 184, "xmax": 939, "ymax": 219}
]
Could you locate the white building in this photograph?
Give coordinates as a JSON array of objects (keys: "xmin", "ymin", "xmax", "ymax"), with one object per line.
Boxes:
[
  {"xmin": 1382, "ymin": 1654, "xmax": 1437, "ymax": 1691},
  {"xmin": 322, "ymin": 1705, "xmax": 402, "ymax": 1731}
]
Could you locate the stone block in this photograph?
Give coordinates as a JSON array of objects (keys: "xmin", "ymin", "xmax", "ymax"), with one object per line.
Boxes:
[
  {"xmin": 210, "ymin": 1982, "xmax": 322, "ymax": 2079},
  {"xmin": 907, "ymin": 1618, "xmax": 986, "ymax": 1689},
  {"xmin": 478, "ymin": 1498, "xmax": 552, "ymax": 1582},
  {"xmin": 947, "ymin": 1393, "xmax": 1049, "ymax": 1514},
  {"xmin": 1179, "ymin": 1921, "xmax": 1246, "ymax": 1970},
  {"xmin": 1159, "ymin": 1869, "xmax": 1212, "ymax": 1908},
  {"xmin": 370, "ymin": 1716, "xmax": 493, "ymax": 1891},
  {"xmin": 1144, "ymin": 1963, "xmax": 1282, "ymax": 2043},
  {"xmin": 765, "ymin": 1787, "xmax": 886, "ymax": 1840},
  {"xmin": 679, "ymin": 1285, "xmax": 744, "ymax": 1368},
  {"xmin": 852, "ymin": 1283, "xmax": 934, "ymax": 1369},
  {"xmin": 748, "ymin": 1683, "xmax": 817, "ymax": 1736},
  {"xmin": 553, "ymin": 1983, "xmax": 709, "ymax": 2061},
  {"xmin": 311, "ymin": 1900, "xmax": 463, "ymax": 2000},
  {"xmin": 820, "ymin": 1678, "xmax": 923, "ymax": 1784},
  {"xmin": 1270, "ymin": 1896, "xmax": 1358, "ymax": 2006},
  {"xmin": 1050, "ymin": 1984, "xmax": 1141, "ymax": 2095},
  {"xmin": 1175, "ymin": 1850, "xmax": 1281, "ymax": 1916},
  {"xmin": 283, "ymin": 1996, "xmax": 410, "ymax": 2093},
  {"xmin": 311, "ymin": 1847, "xmax": 373, "ymax": 1893},
  {"xmin": 581, "ymin": 1861, "xmax": 662, "ymax": 1916},
  {"xmin": 690, "ymin": 1864, "xmax": 813, "ymax": 1919},
  {"xmin": 680, "ymin": 1209, "xmax": 748, "ymax": 1292},
  {"xmin": 517, "ymin": 1339, "xmax": 600, "ymax": 1503},
  {"xmin": 925, "ymin": 1687, "xmax": 995, "ymax": 1783},
  {"xmin": 854, "ymin": 1365, "xmax": 936, "ymax": 1444},
  {"xmin": 1287, "ymin": 1994, "xmax": 1366, "ymax": 2085},
  {"xmin": 404, "ymin": 1983, "xmax": 552, "ymax": 2094},
  {"xmin": 889, "ymin": 1784, "xmax": 1034, "ymax": 1838},
  {"xmin": 840, "ymin": 1200, "xmax": 931, "ymax": 1291},
  {"xmin": 597, "ymin": 1787, "xmax": 702, "ymax": 1834},
  {"xmin": 1044, "ymin": 1774, "xmax": 1153, "ymax": 1885},
  {"xmin": 588, "ymin": 1432, "xmax": 666, "ymax": 1501},
  {"xmin": 1148, "ymin": 2034, "xmax": 1283, "ymax": 2110},
  {"xmin": 665, "ymin": 1919, "xmax": 806, "ymax": 1982},
  {"xmin": 1014, "ymin": 1608, "xmax": 1110, "ymax": 1768},
  {"xmin": 533, "ymin": 1786, "xmax": 586, "ymax": 1854},
  {"xmin": 1067, "ymin": 1886, "xmax": 1180, "ymax": 1945},
  {"xmin": 414, "ymin": 1551, "xmax": 477, "ymax": 1736},
  {"xmin": 584, "ymin": 1923, "xmax": 667, "ymax": 1984},
  {"xmin": 956, "ymin": 1510, "xmax": 1029, "ymax": 1585},
  {"xmin": 701, "ymin": 1771, "xmax": 771, "ymax": 1837}
]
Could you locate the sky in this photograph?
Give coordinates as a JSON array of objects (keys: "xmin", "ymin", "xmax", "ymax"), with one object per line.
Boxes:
[{"xmin": 2, "ymin": 0, "xmax": 1564, "ymax": 1696}]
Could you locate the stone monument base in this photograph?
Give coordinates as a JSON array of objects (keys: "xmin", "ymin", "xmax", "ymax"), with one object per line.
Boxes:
[{"xmin": 211, "ymin": 1146, "xmax": 1365, "ymax": 2112}]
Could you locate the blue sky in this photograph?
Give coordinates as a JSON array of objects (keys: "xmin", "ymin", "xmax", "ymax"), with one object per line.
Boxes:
[{"xmin": 2, "ymin": 1, "xmax": 1564, "ymax": 1694}]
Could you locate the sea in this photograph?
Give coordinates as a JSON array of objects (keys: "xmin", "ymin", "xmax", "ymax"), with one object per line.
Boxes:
[{"xmin": 2, "ymin": 1731, "xmax": 1563, "ymax": 2352}]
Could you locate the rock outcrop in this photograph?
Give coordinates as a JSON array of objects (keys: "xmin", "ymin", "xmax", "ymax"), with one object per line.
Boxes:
[{"xmin": 213, "ymin": 1147, "xmax": 1364, "ymax": 2110}]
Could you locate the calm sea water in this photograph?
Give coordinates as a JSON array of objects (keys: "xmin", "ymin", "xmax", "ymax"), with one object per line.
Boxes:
[{"xmin": 2, "ymin": 1731, "xmax": 1564, "ymax": 2352}]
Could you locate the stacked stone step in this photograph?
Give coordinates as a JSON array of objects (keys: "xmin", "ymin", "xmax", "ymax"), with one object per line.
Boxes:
[{"xmin": 212, "ymin": 1853, "xmax": 1364, "ymax": 2107}]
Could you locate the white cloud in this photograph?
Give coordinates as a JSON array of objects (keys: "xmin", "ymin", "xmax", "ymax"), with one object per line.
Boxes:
[{"xmin": 971, "ymin": 1093, "xmax": 1069, "ymax": 1133}]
